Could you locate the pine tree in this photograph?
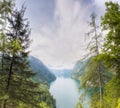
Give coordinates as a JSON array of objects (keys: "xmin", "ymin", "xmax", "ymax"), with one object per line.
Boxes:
[
  {"xmin": 0, "ymin": 0, "xmax": 15, "ymax": 75},
  {"xmin": 80, "ymin": 13, "xmax": 104, "ymax": 108},
  {"xmin": 0, "ymin": 1, "xmax": 15, "ymax": 108},
  {"xmin": 0, "ymin": 6, "xmax": 42, "ymax": 108}
]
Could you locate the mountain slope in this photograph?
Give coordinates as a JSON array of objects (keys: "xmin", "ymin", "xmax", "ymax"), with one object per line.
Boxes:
[
  {"xmin": 71, "ymin": 57, "xmax": 112, "ymax": 81},
  {"xmin": 29, "ymin": 56, "xmax": 56, "ymax": 84},
  {"xmin": 71, "ymin": 58, "xmax": 89, "ymax": 80}
]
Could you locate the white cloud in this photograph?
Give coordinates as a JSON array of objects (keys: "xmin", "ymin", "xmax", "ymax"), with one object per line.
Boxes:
[
  {"xmin": 27, "ymin": 0, "xmax": 120, "ymax": 69},
  {"xmin": 29, "ymin": 0, "xmax": 93, "ymax": 68}
]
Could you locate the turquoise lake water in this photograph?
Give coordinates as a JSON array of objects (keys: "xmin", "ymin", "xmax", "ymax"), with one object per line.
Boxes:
[{"xmin": 49, "ymin": 77, "xmax": 89, "ymax": 108}]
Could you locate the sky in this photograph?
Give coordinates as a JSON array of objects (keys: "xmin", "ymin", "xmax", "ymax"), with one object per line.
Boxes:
[{"xmin": 16, "ymin": 0, "xmax": 120, "ymax": 69}]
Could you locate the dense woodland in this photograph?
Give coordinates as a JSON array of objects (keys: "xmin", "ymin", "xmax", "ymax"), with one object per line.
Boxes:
[
  {"xmin": 75, "ymin": 1, "xmax": 120, "ymax": 108},
  {"xmin": 0, "ymin": 0, "xmax": 56, "ymax": 108}
]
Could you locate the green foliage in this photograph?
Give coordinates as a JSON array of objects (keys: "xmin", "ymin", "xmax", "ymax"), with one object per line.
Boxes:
[
  {"xmin": 0, "ymin": 3, "xmax": 56, "ymax": 108},
  {"xmin": 75, "ymin": 101, "xmax": 84, "ymax": 108},
  {"xmin": 90, "ymin": 92, "xmax": 101, "ymax": 108},
  {"xmin": 85, "ymin": 1, "xmax": 120, "ymax": 107},
  {"xmin": 103, "ymin": 77, "xmax": 120, "ymax": 108},
  {"xmin": 14, "ymin": 84, "xmax": 56, "ymax": 108},
  {"xmin": 101, "ymin": 1, "xmax": 120, "ymax": 76},
  {"xmin": 39, "ymin": 102, "xmax": 50, "ymax": 108},
  {"xmin": 99, "ymin": 1, "xmax": 120, "ymax": 108},
  {"xmin": 0, "ymin": 0, "xmax": 14, "ymax": 14},
  {"xmin": 73, "ymin": 1, "xmax": 120, "ymax": 108},
  {"xmin": 0, "ymin": 32, "xmax": 7, "ymax": 51},
  {"xmin": 116, "ymin": 98, "xmax": 120, "ymax": 108},
  {"xmin": 81, "ymin": 58, "xmax": 99, "ymax": 87},
  {"xmin": 0, "ymin": 0, "xmax": 15, "ymax": 30},
  {"xmin": 80, "ymin": 57, "xmax": 112, "ymax": 107},
  {"xmin": 79, "ymin": 12, "xmax": 104, "ymax": 107}
]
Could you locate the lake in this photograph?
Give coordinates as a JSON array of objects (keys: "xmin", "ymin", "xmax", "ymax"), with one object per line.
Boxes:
[{"xmin": 49, "ymin": 77, "xmax": 89, "ymax": 108}]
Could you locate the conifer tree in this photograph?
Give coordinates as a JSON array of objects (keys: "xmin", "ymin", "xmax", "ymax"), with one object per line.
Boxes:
[
  {"xmin": 80, "ymin": 13, "xmax": 104, "ymax": 108},
  {"xmin": 0, "ymin": 5, "xmax": 42, "ymax": 108},
  {"xmin": 0, "ymin": 1, "xmax": 15, "ymax": 107},
  {"xmin": 0, "ymin": 0, "xmax": 15, "ymax": 73}
]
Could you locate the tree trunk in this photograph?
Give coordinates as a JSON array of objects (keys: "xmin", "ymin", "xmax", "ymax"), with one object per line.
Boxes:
[
  {"xmin": 3, "ymin": 100, "xmax": 7, "ymax": 108},
  {"xmin": 94, "ymin": 16, "xmax": 103, "ymax": 108},
  {"xmin": 3, "ymin": 55, "xmax": 14, "ymax": 108},
  {"xmin": 98, "ymin": 63, "xmax": 103, "ymax": 108}
]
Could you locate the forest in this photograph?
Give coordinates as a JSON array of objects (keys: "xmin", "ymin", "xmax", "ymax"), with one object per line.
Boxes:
[
  {"xmin": 0, "ymin": 0, "xmax": 120, "ymax": 108},
  {"xmin": 75, "ymin": 1, "xmax": 120, "ymax": 108},
  {"xmin": 0, "ymin": 0, "xmax": 56, "ymax": 108}
]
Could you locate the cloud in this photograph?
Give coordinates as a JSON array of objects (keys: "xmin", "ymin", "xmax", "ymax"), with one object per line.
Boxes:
[
  {"xmin": 30, "ymin": 0, "xmax": 93, "ymax": 68},
  {"xmin": 16, "ymin": 0, "xmax": 120, "ymax": 69}
]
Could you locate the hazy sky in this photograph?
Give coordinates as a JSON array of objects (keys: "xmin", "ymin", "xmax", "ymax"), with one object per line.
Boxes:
[{"xmin": 16, "ymin": 0, "xmax": 120, "ymax": 69}]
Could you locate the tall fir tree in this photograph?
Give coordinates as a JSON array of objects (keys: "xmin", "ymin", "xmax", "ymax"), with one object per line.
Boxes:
[
  {"xmin": 0, "ymin": 0, "xmax": 15, "ymax": 107},
  {"xmin": 80, "ymin": 13, "xmax": 104, "ymax": 108},
  {"xmin": 0, "ymin": 5, "xmax": 42, "ymax": 108},
  {"xmin": 0, "ymin": 0, "xmax": 15, "ymax": 74}
]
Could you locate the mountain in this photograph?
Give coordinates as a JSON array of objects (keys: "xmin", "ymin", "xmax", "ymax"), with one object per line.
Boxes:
[
  {"xmin": 29, "ymin": 56, "xmax": 56, "ymax": 84},
  {"xmin": 51, "ymin": 69, "xmax": 72, "ymax": 77},
  {"xmin": 71, "ymin": 57, "xmax": 112, "ymax": 81},
  {"xmin": 71, "ymin": 58, "xmax": 90, "ymax": 80}
]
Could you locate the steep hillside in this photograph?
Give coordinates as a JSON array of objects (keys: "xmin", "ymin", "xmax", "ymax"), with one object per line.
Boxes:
[
  {"xmin": 29, "ymin": 56, "xmax": 56, "ymax": 84},
  {"xmin": 71, "ymin": 57, "xmax": 112, "ymax": 81},
  {"xmin": 71, "ymin": 58, "xmax": 89, "ymax": 80}
]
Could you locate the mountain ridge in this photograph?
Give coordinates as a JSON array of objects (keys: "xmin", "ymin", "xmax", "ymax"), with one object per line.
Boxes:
[{"xmin": 29, "ymin": 56, "xmax": 56, "ymax": 84}]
